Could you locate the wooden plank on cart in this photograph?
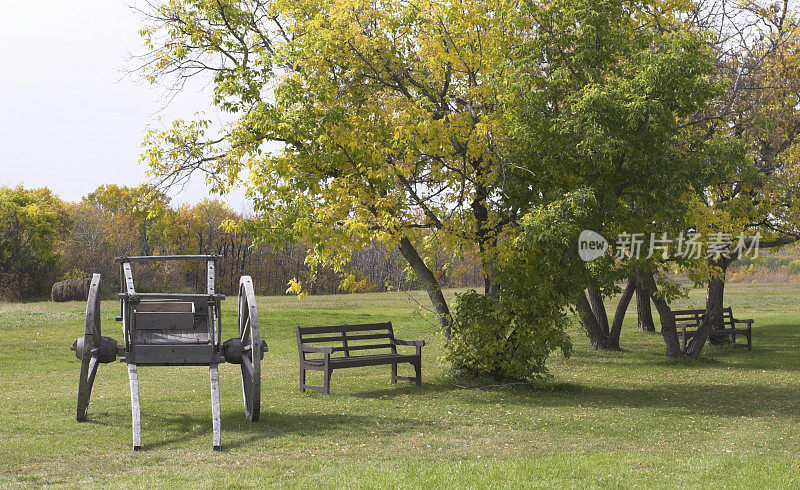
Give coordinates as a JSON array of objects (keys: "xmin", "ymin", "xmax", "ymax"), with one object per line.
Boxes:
[{"xmin": 128, "ymin": 344, "xmax": 220, "ymax": 365}]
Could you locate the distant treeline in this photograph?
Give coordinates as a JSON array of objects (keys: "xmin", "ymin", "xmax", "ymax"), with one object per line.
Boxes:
[{"xmin": 0, "ymin": 185, "xmax": 482, "ymax": 300}]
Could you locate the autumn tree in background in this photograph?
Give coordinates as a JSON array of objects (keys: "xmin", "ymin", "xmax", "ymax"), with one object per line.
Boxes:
[
  {"xmin": 53, "ymin": 184, "xmax": 430, "ymax": 296},
  {"xmin": 0, "ymin": 186, "xmax": 66, "ymax": 299}
]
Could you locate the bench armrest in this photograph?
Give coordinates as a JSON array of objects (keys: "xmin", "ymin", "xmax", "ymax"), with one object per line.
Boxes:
[
  {"xmin": 300, "ymin": 345, "xmax": 334, "ymax": 354},
  {"xmin": 392, "ymin": 338, "xmax": 425, "ymax": 347},
  {"xmin": 732, "ymin": 318, "xmax": 753, "ymax": 325}
]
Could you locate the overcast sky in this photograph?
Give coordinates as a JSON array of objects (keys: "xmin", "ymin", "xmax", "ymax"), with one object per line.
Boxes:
[{"xmin": 0, "ymin": 1, "xmax": 250, "ymax": 211}]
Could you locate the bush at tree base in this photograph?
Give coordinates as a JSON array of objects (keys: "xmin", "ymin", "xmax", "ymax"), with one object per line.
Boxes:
[{"xmin": 446, "ymin": 290, "xmax": 572, "ymax": 380}]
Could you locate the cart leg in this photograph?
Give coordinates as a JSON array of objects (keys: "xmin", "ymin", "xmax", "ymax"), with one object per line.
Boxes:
[
  {"xmin": 128, "ymin": 364, "xmax": 142, "ymax": 450},
  {"xmin": 210, "ymin": 364, "xmax": 222, "ymax": 451}
]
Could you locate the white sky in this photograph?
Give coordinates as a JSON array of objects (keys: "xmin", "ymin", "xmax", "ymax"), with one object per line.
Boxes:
[{"xmin": 0, "ymin": 0, "xmax": 250, "ymax": 211}]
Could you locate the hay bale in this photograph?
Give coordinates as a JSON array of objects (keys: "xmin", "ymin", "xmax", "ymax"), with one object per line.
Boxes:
[{"xmin": 51, "ymin": 277, "xmax": 91, "ymax": 302}]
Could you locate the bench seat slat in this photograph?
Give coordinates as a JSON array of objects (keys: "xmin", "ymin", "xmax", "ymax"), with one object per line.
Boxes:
[
  {"xmin": 328, "ymin": 343, "xmax": 393, "ymax": 352},
  {"xmin": 304, "ymin": 353, "xmax": 419, "ymax": 368},
  {"xmin": 302, "ymin": 333, "xmax": 391, "ymax": 343}
]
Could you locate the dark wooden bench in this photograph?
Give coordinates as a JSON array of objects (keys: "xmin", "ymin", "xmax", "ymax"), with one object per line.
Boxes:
[
  {"xmin": 295, "ymin": 322, "xmax": 425, "ymax": 394},
  {"xmin": 673, "ymin": 307, "xmax": 753, "ymax": 351}
]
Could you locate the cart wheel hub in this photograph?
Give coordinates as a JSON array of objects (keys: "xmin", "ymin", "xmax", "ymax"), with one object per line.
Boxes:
[
  {"xmin": 72, "ymin": 336, "xmax": 117, "ymax": 363},
  {"xmin": 223, "ymin": 338, "xmax": 243, "ymax": 364}
]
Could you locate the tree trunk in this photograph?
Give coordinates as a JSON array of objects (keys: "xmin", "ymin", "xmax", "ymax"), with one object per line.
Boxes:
[
  {"xmin": 635, "ymin": 271, "xmax": 655, "ymax": 332},
  {"xmin": 708, "ymin": 257, "xmax": 731, "ymax": 345},
  {"xmin": 636, "ymin": 268, "xmax": 682, "ymax": 359},
  {"xmin": 685, "ymin": 257, "xmax": 731, "ymax": 358},
  {"xmin": 609, "ymin": 277, "xmax": 636, "ymax": 349},
  {"xmin": 587, "ymin": 285, "xmax": 610, "ymax": 337},
  {"xmin": 398, "ymin": 237, "xmax": 451, "ymax": 341},
  {"xmin": 470, "ymin": 182, "xmax": 500, "ymax": 299},
  {"xmin": 576, "ymin": 291, "xmax": 611, "ymax": 349},
  {"xmin": 576, "ymin": 284, "xmax": 623, "ymax": 350}
]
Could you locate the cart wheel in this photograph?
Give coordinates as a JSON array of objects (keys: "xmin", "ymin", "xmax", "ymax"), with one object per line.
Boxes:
[
  {"xmin": 76, "ymin": 274, "xmax": 102, "ymax": 422},
  {"xmin": 238, "ymin": 276, "xmax": 261, "ymax": 422}
]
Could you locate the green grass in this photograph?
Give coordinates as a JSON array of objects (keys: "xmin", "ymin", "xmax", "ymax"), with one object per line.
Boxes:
[{"xmin": 2, "ymin": 283, "xmax": 800, "ymax": 488}]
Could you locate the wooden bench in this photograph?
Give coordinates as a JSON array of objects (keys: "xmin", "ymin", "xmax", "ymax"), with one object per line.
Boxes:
[
  {"xmin": 295, "ymin": 322, "xmax": 425, "ymax": 394},
  {"xmin": 673, "ymin": 307, "xmax": 753, "ymax": 351}
]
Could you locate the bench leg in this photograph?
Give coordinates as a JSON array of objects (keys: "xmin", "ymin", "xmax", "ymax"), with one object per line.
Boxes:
[
  {"xmin": 210, "ymin": 364, "xmax": 221, "ymax": 451},
  {"xmin": 323, "ymin": 367, "xmax": 332, "ymax": 395},
  {"xmin": 299, "ymin": 366, "xmax": 306, "ymax": 393},
  {"xmin": 128, "ymin": 363, "xmax": 142, "ymax": 451},
  {"xmin": 391, "ymin": 363, "xmax": 397, "ymax": 384},
  {"xmin": 413, "ymin": 360, "xmax": 421, "ymax": 387},
  {"xmin": 747, "ymin": 332, "xmax": 752, "ymax": 351}
]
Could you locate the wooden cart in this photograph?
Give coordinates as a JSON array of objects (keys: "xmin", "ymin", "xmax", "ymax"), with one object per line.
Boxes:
[{"xmin": 70, "ymin": 255, "xmax": 266, "ymax": 450}]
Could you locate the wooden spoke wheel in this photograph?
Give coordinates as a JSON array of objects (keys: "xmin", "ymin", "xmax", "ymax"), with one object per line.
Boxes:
[
  {"xmin": 76, "ymin": 274, "xmax": 102, "ymax": 422},
  {"xmin": 238, "ymin": 276, "xmax": 261, "ymax": 422}
]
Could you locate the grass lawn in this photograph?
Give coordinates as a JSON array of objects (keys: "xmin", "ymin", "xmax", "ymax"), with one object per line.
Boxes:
[{"xmin": 2, "ymin": 283, "xmax": 800, "ymax": 487}]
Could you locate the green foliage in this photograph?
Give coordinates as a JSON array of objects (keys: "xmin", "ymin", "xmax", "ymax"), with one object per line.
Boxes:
[
  {"xmin": 447, "ymin": 287, "xmax": 572, "ymax": 380},
  {"xmin": 0, "ymin": 186, "xmax": 66, "ymax": 299},
  {"xmin": 446, "ymin": 191, "xmax": 601, "ymax": 379},
  {"xmin": 506, "ymin": 0, "xmax": 733, "ymax": 234},
  {"xmin": 789, "ymin": 260, "xmax": 800, "ymax": 275},
  {"xmin": 61, "ymin": 267, "xmax": 88, "ymax": 281},
  {"xmin": 500, "ymin": 0, "xmax": 747, "ymax": 334},
  {"xmin": 137, "ymin": 0, "xmax": 517, "ymax": 308},
  {"xmin": 340, "ymin": 270, "xmax": 379, "ymax": 294}
]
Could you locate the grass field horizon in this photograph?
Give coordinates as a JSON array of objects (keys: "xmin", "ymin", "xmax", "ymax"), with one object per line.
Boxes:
[{"xmin": 2, "ymin": 283, "xmax": 799, "ymax": 487}]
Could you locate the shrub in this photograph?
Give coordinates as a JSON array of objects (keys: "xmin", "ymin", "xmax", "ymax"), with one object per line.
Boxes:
[
  {"xmin": 444, "ymin": 192, "xmax": 600, "ymax": 380},
  {"xmin": 446, "ymin": 290, "xmax": 572, "ymax": 380}
]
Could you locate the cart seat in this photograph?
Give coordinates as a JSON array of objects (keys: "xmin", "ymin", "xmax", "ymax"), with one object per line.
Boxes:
[{"xmin": 131, "ymin": 301, "xmax": 211, "ymax": 345}]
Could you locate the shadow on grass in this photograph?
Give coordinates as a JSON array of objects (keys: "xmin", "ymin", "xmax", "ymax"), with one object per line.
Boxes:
[
  {"xmin": 350, "ymin": 378, "xmax": 800, "ymax": 419},
  {"xmin": 141, "ymin": 410, "xmax": 435, "ymax": 450}
]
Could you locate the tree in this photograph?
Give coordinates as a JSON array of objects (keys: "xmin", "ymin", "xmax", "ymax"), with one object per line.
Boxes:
[
  {"xmin": 504, "ymin": 0, "xmax": 743, "ymax": 355},
  {"xmin": 679, "ymin": 1, "xmax": 800, "ymax": 357},
  {"xmin": 137, "ymin": 0, "xmax": 523, "ymax": 340},
  {"xmin": 0, "ymin": 186, "xmax": 65, "ymax": 299},
  {"xmin": 84, "ymin": 184, "xmax": 173, "ymax": 258}
]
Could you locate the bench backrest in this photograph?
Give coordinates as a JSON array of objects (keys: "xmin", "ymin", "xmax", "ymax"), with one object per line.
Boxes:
[
  {"xmin": 296, "ymin": 322, "xmax": 396, "ymax": 358},
  {"xmin": 672, "ymin": 307, "xmax": 734, "ymax": 328}
]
